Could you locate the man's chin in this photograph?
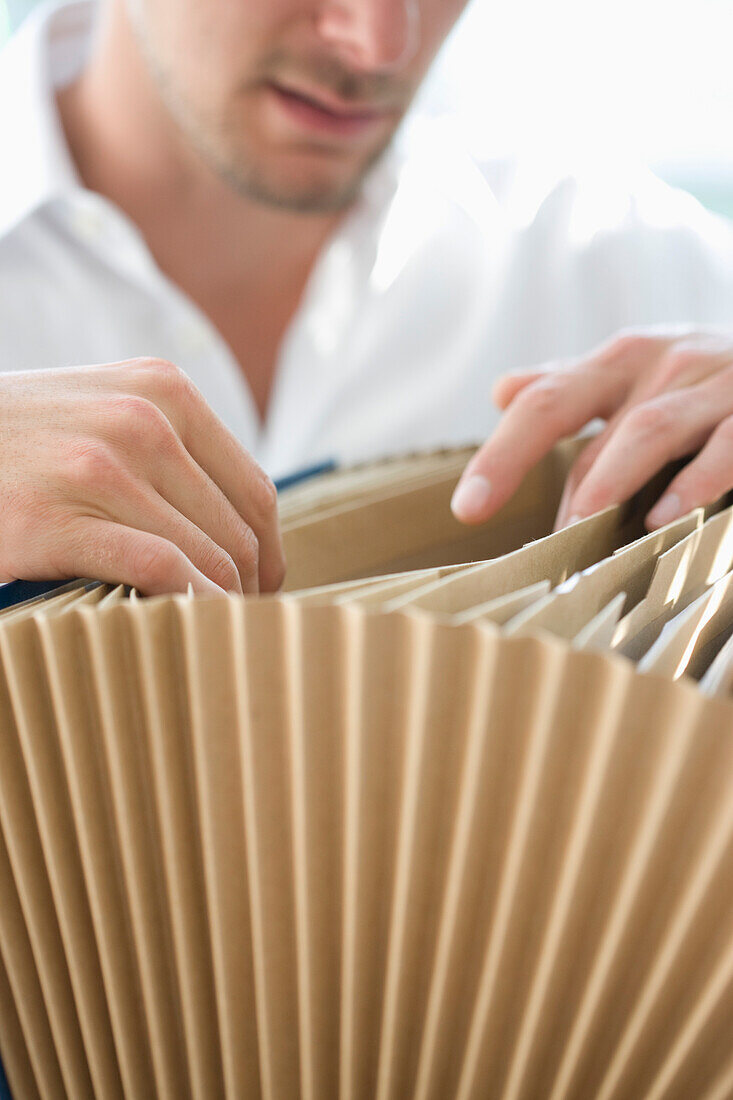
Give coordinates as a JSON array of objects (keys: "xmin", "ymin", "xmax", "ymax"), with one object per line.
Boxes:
[
  {"xmin": 210, "ymin": 139, "xmax": 391, "ymax": 214},
  {"xmin": 225, "ymin": 170, "xmax": 365, "ymax": 214}
]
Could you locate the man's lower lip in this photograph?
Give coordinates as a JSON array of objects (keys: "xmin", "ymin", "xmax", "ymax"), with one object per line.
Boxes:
[{"xmin": 266, "ymin": 84, "xmax": 388, "ymax": 138}]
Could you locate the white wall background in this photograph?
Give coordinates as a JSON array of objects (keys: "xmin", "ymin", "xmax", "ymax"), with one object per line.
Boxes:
[
  {"xmin": 3, "ymin": 0, "xmax": 733, "ymax": 214},
  {"xmin": 422, "ymin": 0, "xmax": 733, "ymax": 160}
]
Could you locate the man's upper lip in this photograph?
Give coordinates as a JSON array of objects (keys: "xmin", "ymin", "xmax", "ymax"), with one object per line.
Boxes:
[{"xmin": 269, "ymin": 81, "xmax": 391, "ymax": 119}]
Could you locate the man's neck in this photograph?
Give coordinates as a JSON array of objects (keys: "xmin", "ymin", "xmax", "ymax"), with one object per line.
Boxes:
[{"xmin": 57, "ymin": 2, "xmax": 343, "ymax": 420}]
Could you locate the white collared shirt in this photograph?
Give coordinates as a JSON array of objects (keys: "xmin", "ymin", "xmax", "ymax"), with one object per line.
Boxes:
[{"xmin": 2, "ymin": 1, "xmax": 733, "ymax": 480}]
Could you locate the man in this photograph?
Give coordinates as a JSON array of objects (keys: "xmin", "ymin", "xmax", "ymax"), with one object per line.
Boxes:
[{"xmin": 1, "ymin": 0, "xmax": 733, "ymax": 596}]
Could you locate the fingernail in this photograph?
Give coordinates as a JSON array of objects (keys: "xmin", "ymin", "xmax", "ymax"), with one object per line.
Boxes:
[
  {"xmin": 451, "ymin": 475, "xmax": 492, "ymax": 521},
  {"xmin": 647, "ymin": 492, "xmax": 682, "ymax": 529}
]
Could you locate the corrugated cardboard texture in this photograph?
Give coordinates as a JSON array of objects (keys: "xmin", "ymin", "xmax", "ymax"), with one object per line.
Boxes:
[
  {"xmin": 0, "ymin": 597, "xmax": 729, "ymax": 1099},
  {"xmin": 0, "ymin": 443, "xmax": 730, "ymax": 1098}
]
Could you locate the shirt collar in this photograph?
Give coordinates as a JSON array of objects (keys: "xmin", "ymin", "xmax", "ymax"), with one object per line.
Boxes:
[
  {"xmin": 0, "ymin": 0, "xmax": 493, "ymax": 278},
  {"xmin": 0, "ymin": 0, "xmax": 92, "ymax": 237},
  {"xmin": 0, "ymin": 0, "xmax": 406, "ymax": 236}
]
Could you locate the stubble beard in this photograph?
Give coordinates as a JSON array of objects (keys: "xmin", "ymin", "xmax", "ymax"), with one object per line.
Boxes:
[
  {"xmin": 178, "ymin": 112, "xmax": 397, "ymax": 214},
  {"xmin": 128, "ymin": 13, "xmax": 409, "ymax": 214}
]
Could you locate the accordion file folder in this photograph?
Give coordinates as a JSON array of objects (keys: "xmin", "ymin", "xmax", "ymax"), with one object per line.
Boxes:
[{"xmin": 0, "ymin": 441, "xmax": 732, "ymax": 1100}]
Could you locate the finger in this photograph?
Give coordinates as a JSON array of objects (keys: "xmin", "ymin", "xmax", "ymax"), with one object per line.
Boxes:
[
  {"xmin": 56, "ymin": 432, "xmax": 250, "ymax": 593},
  {"xmin": 492, "ymin": 368, "xmax": 548, "ymax": 410},
  {"xmin": 55, "ymin": 518, "xmax": 226, "ymax": 596},
  {"xmin": 646, "ymin": 416, "xmax": 733, "ymax": 529},
  {"xmin": 553, "ymin": 399, "xmax": 643, "ymax": 529},
  {"xmin": 148, "ymin": 363, "xmax": 285, "ymax": 592},
  {"xmin": 451, "ymin": 365, "xmax": 630, "ymax": 524},
  {"xmin": 107, "ymin": 360, "xmax": 286, "ymax": 592},
  {"xmin": 563, "ymin": 391, "xmax": 723, "ymax": 523},
  {"xmin": 184, "ymin": 420, "xmax": 284, "ymax": 593},
  {"xmin": 554, "ymin": 349, "xmax": 733, "ymax": 529},
  {"xmin": 92, "ymin": 397, "xmax": 259, "ymax": 592},
  {"xmin": 632, "ymin": 334, "xmax": 733, "ymax": 401},
  {"xmin": 109, "ymin": 487, "xmax": 250, "ymax": 595},
  {"xmin": 554, "ymin": 432, "xmax": 609, "ymax": 530},
  {"xmin": 150, "ymin": 455, "xmax": 259, "ymax": 593}
]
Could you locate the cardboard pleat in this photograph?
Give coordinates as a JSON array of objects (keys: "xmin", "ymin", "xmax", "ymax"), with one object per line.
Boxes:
[
  {"xmin": 503, "ymin": 512, "xmax": 700, "ymax": 640},
  {"xmin": 0, "ymin": 600, "xmax": 729, "ymax": 1099},
  {"xmin": 339, "ymin": 609, "xmax": 413, "ymax": 1100},
  {"xmin": 374, "ymin": 614, "xmax": 489, "ymax": 1100},
  {"xmin": 129, "ymin": 598, "xmax": 225, "ymax": 1099},
  {"xmin": 639, "ymin": 571, "xmax": 733, "ymax": 680},
  {"xmin": 0, "ymin": 581, "xmax": 98, "ymax": 621},
  {"xmin": 614, "ymin": 507, "xmax": 733, "ymax": 660},
  {"xmin": 0, "ymin": 932, "xmax": 40, "ymax": 1100},
  {"xmin": 35, "ymin": 607, "xmax": 157, "ymax": 1098},
  {"xmin": 385, "ymin": 507, "xmax": 625, "ymax": 616},
  {"xmin": 0, "ymin": 653, "xmax": 67, "ymax": 1100},
  {"xmin": 451, "ymin": 580, "xmax": 552, "ymax": 626},
  {"xmin": 700, "ymin": 632, "xmax": 733, "ymax": 697},
  {"xmin": 281, "ymin": 600, "xmax": 346, "ymax": 1100},
  {"xmin": 178, "ymin": 597, "xmax": 263, "ymax": 1099},
  {"xmin": 227, "ymin": 598, "xmax": 299, "ymax": 1098},
  {"xmin": 0, "ymin": 613, "xmax": 99, "ymax": 1098},
  {"xmin": 79, "ymin": 603, "xmax": 190, "ymax": 1099},
  {"xmin": 339, "ymin": 564, "xmax": 477, "ymax": 609},
  {"xmin": 572, "ymin": 593, "xmax": 627, "ymax": 652},
  {"xmin": 0, "ymin": 445, "xmax": 730, "ymax": 1100}
]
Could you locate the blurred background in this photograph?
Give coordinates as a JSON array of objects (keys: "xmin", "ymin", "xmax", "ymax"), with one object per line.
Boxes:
[{"xmin": 3, "ymin": 0, "xmax": 733, "ymax": 218}]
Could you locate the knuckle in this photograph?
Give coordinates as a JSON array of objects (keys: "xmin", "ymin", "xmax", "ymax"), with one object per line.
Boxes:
[
  {"xmin": 144, "ymin": 356, "xmax": 182, "ymax": 382},
  {"xmin": 622, "ymin": 400, "xmax": 677, "ymax": 443},
  {"xmin": 131, "ymin": 357, "xmax": 193, "ymax": 401},
  {"xmin": 153, "ymin": 357, "xmax": 184, "ymax": 385},
  {"xmin": 104, "ymin": 394, "xmax": 173, "ymax": 443},
  {"xmin": 657, "ymin": 348, "xmax": 699, "ymax": 382},
  {"xmin": 249, "ymin": 472, "xmax": 278, "ymax": 520},
  {"xmin": 515, "ymin": 375, "xmax": 568, "ymax": 424},
  {"xmin": 128, "ymin": 537, "xmax": 180, "ymax": 589},
  {"xmin": 234, "ymin": 525, "xmax": 260, "ymax": 577},
  {"xmin": 198, "ymin": 541, "xmax": 239, "ymax": 591},
  {"xmin": 601, "ymin": 331, "xmax": 653, "ymax": 365},
  {"xmin": 151, "ymin": 358, "xmax": 197, "ymax": 404},
  {"xmin": 63, "ymin": 439, "xmax": 125, "ymax": 492}
]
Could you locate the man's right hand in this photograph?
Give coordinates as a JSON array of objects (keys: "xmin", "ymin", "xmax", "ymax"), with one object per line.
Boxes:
[{"xmin": 0, "ymin": 359, "xmax": 286, "ymax": 596}]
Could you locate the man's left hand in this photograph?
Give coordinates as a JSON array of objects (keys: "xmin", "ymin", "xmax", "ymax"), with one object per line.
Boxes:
[{"xmin": 451, "ymin": 329, "xmax": 733, "ymax": 531}]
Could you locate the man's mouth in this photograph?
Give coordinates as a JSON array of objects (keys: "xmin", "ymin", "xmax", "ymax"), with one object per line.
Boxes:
[{"xmin": 264, "ymin": 80, "xmax": 394, "ymax": 139}]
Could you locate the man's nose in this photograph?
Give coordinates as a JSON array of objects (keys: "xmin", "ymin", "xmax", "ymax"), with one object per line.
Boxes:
[{"xmin": 316, "ymin": 0, "xmax": 420, "ymax": 73}]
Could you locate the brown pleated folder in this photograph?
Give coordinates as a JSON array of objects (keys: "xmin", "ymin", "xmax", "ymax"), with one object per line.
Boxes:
[{"xmin": 1, "ymin": 442, "xmax": 733, "ymax": 1100}]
